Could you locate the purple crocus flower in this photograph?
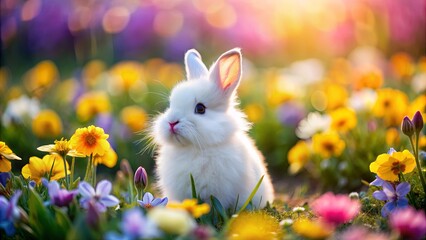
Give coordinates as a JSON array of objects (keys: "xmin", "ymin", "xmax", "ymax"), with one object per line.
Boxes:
[
  {"xmin": 78, "ymin": 180, "xmax": 119, "ymax": 212},
  {"xmin": 137, "ymin": 192, "xmax": 168, "ymax": 209},
  {"xmin": 42, "ymin": 179, "xmax": 77, "ymax": 207},
  {"xmin": 0, "ymin": 172, "xmax": 11, "ymax": 187},
  {"xmin": 0, "ymin": 190, "xmax": 22, "ymax": 236},
  {"xmin": 373, "ymin": 181, "xmax": 410, "ymax": 217}
]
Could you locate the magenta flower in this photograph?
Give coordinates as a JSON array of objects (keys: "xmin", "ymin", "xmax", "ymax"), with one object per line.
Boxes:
[
  {"xmin": 338, "ymin": 226, "xmax": 389, "ymax": 240},
  {"xmin": 311, "ymin": 192, "xmax": 361, "ymax": 226},
  {"xmin": 389, "ymin": 207, "xmax": 426, "ymax": 240}
]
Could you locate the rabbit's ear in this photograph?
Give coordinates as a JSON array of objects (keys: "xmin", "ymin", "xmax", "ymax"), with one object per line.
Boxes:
[
  {"xmin": 210, "ymin": 48, "xmax": 242, "ymax": 96},
  {"xmin": 185, "ymin": 49, "xmax": 208, "ymax": 80}
]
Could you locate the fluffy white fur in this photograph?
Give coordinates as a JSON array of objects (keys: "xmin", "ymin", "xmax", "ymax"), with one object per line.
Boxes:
[{"xmin": 152, "ymin": 48, "xmax": 274, "ymax": 210}]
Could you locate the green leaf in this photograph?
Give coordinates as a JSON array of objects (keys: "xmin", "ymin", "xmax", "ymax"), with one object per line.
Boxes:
[
  {"xmin": 190, "ymin": 174, "xmax": 197, "ymax": 199},
  {"xmin": 210, "ymin": 195, "xmax": 228, "ymax": 221},
  {"xmin": 237, "ymin": 175, "xmax": 264, "ymax": 215},
  {"xmin": 28, "ymin": 189, "xmax": 54, "ymax": 238}
]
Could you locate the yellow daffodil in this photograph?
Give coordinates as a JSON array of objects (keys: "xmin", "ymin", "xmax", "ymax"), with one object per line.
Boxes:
[
  {"xmin": 373, "ymin": 88, "xmax": 409, "ymax": 127},
  {"xmin": 120, "ymin": 105, "xmax": 148, "ymax": 132},
  {"xmin": 69, "ymin": 125, "xmax": 110, "ymax": 156},
  {"xmin": 109, "ymin": 61, "xmax": 143, "ymax": 92},
  {"xmin": 370, "ymin": 150, "xmax": 416, "ymax": 182},
  {"xmin": 244, "ymin": 104, "xmax": 264, "ymax": 123},
  {"xmin": 288, "ymin": 140, "xmax": 310, "ymax": 174},
  {"xmin": 312, "ymin": 131, "xmax": 345, "ymax": 159},
  {"xmin": 24, "ymin": 60, "xmax": 58, "ymax": 98},
  {"xmin": 75, "ymin": 91, "xmax": 111, "ymax": 121},
  {"xmin": 330, "ymin": 107, "xmax": 357, "ymax": 133},
  {"xmin": 324, "ymin": 83, "xmax": 348, "ymax": 111},
  {"xmin": 385, "ymin": 128, "xmax": 400, "ymax": 147},
  {"xmin": 93, "ymin": 147, "xmax": 117, "ymax": 168},
  {"xmin": 37, "ymin": 138, "xmax": 85, "ymax": 157},
  {"xmin": 167, "ymin": 199, "xmax": 210, "ymax": 218},
  {"xmin": 32, "ymin": 109, "xmax": 62, "ymax": 138},
  {"xmin": 0, "ymin": 141, "xmax": 22, "ymax": 172},
  {"xmin": 227, "ymin": 211, "xmax": 283, "ymax": 240},
  {"xmin": 22, "ymin": 154, "xmax": 69, "ymax": 184},
  {"xmin": 292, "ymin": 218, "xmax": 333, "ymax": 239}
]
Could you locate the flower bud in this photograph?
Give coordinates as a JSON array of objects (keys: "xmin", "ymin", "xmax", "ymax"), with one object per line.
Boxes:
[
  {"xmin": 87, "ymin": 200, "xmax": 100, "ymax": 229},
  {"xmin": 401, "ymin": 116, "xmax": 414, "ymax": 137},
  {"xmin": 134, "ymin": 166, "xmax": 148, "ymax": 190},
  {"xmin": 120, "ymin": 159, "xmax": 133, "ymax": 178},
  {"xmin": 412, "ymin": 111, "xmax": 424, "ymax": 134}
]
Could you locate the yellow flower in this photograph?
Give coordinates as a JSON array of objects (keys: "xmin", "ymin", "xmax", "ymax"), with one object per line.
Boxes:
[
  {"xmin": 227, "ymin": 211, "xmax": 283, "ymax": 240},
  {"xmin": 110, "ymin": 61, "xmax": 143, "ymax": 92},
  {"xmin": 167, "ymin": 199, "xmax": 210, "ymax": 218},
  {"xmin": 120, "ymin": 105, "xmax": 148, "ymax": 132},
  {"xmin": 419, "ymin": 135, "xmax": 426, "ymax": 151},
  {"xmin": 312, "ymin": 131, "xmax": 345, "ymax": 158},
  {"xmin": 32, "ymin": 109, "xmax": 62, "ymax": 138},
  {"xmin": 24, "ymin": 60, "xmax": 58, "ymax": 97},
  {"xmin": 266, "ymin": 70, "xmax": 295, "ymax": 106},
  {"xmin": 37, "ymin": 138, "xmax": 85, "ymax": 157},
  {"xmin": 407, "ymin": 95, "xmax": 426, "ymax": 122},
  {"xmin": 156, "ymin": 63, "xmax": 185, "ymax": 88},
  {"xmin": 353, "ymin": 68, "xmax": 383, "ymax": 90},
  {"xmin": 93, "ymin": 147, "xmax": 117, "ymax": 168},
  {"xmin": 82, "ymin": 60, "xmax": 106, "ymax": 88},
  {"xmin": 0, "ymin": 141, "xmax": 21, "ymax": 172},
  {"xmin": 288, "ymin": 140, "xmax": 310, "ymax": 174},
  {"xmin": 330, "ymin": 107, "xmax": 357, "ymax": 133},
  {"xmin": 21, "ymin": 155, "xmax": 69, "ymax": 184},
  {"xmin": 292, "ymin": 218, "xmax": 333, "ymax": 239},
  {"xmin": 370, "ymin": 150, "xmax": 416, "ymax": 182},
  {"xmin": 385, "ymin": 128, "xmax": 400, "ymax": 147},
  {"xmin": 75, "ymin": 91, "xmax": 111, "ymax": 122},
  {"xmin": 390, "ymin": 52, "xmax": 414, "ymax": 79},
  {"xmin": 69, "ymin": 125, "xmax": 110, "ymax": 156},
  {"xmin": 373, "ymin": 88, "xmax": 409, "ymax": 127},
  {"xmin": 324, "ymin": 83, "xmax": 348, "ymax": 111},
  {"xmin": 244, "ymin": 104, "xmax": 264, "ymax": 123}
]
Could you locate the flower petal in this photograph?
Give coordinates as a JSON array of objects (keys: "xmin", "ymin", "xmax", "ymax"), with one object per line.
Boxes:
[
  {"xmin": 382, "ymin": 182, "xmax": 396, "ymax": 199},
  {"xmin": 100, "ymin": 195, "xmax": 119, "ymax": 207},
  {"xmin": 396, "ymin": 182, "xmax": 411, "ymax": 197},
  {"xmin": 79, "ymin": 181, "xmax": 95, "ymax": 197},
  {"xmin": 96, "ymin": 180, "xmax": 112, "ymax": 196},
  {"xmin": 48, "ymin": 180, "xmax": 60, "ymax": 197},
  {"xmin": 372, "ymin": 190, "xmax": 388, "ymax": 201},
  {"xmin": 142, "ymin": 192, "xmax": 154, "ymax": 203}
]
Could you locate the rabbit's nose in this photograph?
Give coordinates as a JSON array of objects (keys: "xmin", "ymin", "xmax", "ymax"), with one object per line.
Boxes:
[{"xmin": 168, "ymin": 121, "xmax": 179, "ymax": 134}]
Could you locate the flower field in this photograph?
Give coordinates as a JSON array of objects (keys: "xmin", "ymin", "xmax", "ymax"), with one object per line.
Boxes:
[{"xmin": 1, "ymin": 0, "xmax": 426, "ymax": 239}]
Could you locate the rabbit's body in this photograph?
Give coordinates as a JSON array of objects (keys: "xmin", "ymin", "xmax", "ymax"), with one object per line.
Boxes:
[{"xmin": 152, "ymin": 49, "xmax": 274, "ymax": 209}]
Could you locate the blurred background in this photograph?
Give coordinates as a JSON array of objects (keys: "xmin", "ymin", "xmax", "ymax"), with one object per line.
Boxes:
[{"xmin": 1, "ymin": 0, "xmax": 425, "ymax": 192}]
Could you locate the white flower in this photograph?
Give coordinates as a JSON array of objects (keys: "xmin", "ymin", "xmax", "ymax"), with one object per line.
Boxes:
[
  {"xmin": 349, "ymin": 89, "xmax": 377, "ymax": 112},
  {"xmin": 296, "ymin": 112, "xmax": 331, "ymax": 139},
  {"xmin": 412, "ymin": 73, "xmax": 426, "ymax": 93},
  {"xmin": 279, "ymin": 218, "xmax": 294, "ymax": 227},
  {"xmin": 292, "ymin": 206, "xmax": 306, "ymax": 213},
  {"xmin": 2, "ymin": 95, "xmax": 40, "ymax": 126}
]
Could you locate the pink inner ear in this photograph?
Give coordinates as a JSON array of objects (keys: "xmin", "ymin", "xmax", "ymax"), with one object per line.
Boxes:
[{"xmin": 219, "ymin": 54, "xmax": 240, "ymax": 90}]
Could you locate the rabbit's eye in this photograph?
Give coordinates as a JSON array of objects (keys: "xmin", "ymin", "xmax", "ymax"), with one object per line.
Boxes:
[{"xmin": 194, "ymin": 103, "xmax": 206, "ymax": 114}]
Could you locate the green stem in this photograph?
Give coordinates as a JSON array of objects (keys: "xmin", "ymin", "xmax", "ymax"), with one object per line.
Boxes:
[
  {"xmin": 62, "ymin": 154, "xmax": 69, "ymax": 189},
  {"xmin": 128, "ymin": 178, "xmax": 134, "ymax": 203},
  {"xmin": 70, "ymin": 157, "xmax": 75, "ymax": 185},
  {"xmin": 410, "ymin": 135, "xmax": 426, "ymax": 194},
  {"xmin": 84, "ymin": 154, "xmax": 92, "ymax": 183},
  {"xmin": 92, "ymin": 155, "xmax": 97, "ymax": 186}
]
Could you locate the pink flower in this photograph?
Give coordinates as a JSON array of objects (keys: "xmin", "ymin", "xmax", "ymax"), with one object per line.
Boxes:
[
  {"xmin": 389, "ymin": 207, "xmax": 426, "ymax": 240},
  {"xmin": 311, "ymin": 192, "xmax": 361, "ymax": 226}
]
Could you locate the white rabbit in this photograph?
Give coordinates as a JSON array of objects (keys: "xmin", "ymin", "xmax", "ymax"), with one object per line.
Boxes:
[{"xmin": 152, "ymin": 48, "xmax": 274, "ymax": 210}]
